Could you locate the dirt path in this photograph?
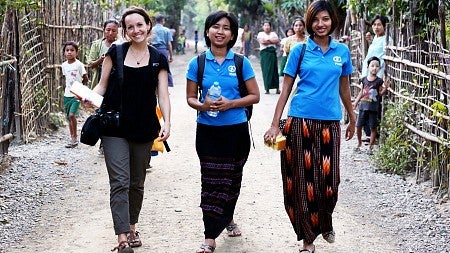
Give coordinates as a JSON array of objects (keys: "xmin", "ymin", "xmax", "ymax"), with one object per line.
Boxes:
[{"xmin": 2, "ymin": 42, "xmax": 449, "ymax": 253}]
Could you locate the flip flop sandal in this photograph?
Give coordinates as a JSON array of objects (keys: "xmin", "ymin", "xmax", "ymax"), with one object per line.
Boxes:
[
  {"xmin": 299, "ymin": 246, "xmax": 315, "ymax": 253},
  {"xmin": 111, "ymin": 241, "xmax": 134, "ymax": 253},
  {"xmin": 226, "ymin": 223, "xmax": 242, "ymax": 237},
  {"xmin": 197, "ymin": 244, "xmax": 215, "ymax": 253},
  {"xmin": 127, "ymin": 231, "xmax": 142, "ymax": 248},
  {"xmin": 322, "ymin": 230, "xmax": 335, "ymax": 243}
]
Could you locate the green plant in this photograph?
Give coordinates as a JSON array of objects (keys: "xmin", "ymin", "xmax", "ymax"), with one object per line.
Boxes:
[
  {"xmin": 374, "ymin": 101, "xmax": 413, "ymax": 174},
  {"xmin": 431, "ymin": 101, "xmax": 448, "ymax": 125}
]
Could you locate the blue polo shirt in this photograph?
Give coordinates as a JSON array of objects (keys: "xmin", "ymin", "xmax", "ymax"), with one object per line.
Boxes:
[
  {"xmin": 186, "ymin": 49, "xmax": 255, "ymax": 126},
  {"xmin": 284, "ymin": 36, "xmax": 353, "ymax": 120}
]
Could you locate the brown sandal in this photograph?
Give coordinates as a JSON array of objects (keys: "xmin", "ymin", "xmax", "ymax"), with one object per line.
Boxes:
[
  {"xmin": 226, "ymin": 223, "xmax": 242, "ymax": 237},
  {"xmin": 111, "ymin": 241, "xmax": 134, "ymax": 253},
  {"xmin": 127, "ymin": 231, "xmax": 142, "ymax": 248}
]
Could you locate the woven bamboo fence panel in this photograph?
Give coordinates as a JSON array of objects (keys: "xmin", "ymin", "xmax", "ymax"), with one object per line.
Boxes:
[
  {"xmin": 0, "ymin": 1, "xmax": 117, "ymax": 145},
  {"xmin": 383, "ymin": 27, "xmax": 450, "ymax": 194},
  {"xmin": 346, "ymin": 20, "xmax": 450, "ymax": 194}
]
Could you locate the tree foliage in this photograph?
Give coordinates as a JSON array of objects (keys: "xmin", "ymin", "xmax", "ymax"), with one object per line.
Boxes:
[
  {"xmin": 348, "ymin": 0, "xmax": 449, "ymax": 34},
  {"xmin": 0, "ymin": 0, "xmax": 39, "ymax": 22}
]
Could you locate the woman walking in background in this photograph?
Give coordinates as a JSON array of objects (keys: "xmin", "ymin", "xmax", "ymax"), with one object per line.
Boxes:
[
  {"xmin": 86, "ymin": 18, "xmax": 120, "ymax": 156},
  {"xmin": 279, "ymin": 27, "xmax": 294, "ymax": 76},
  {"xmin": 257, "ymin": 21, "xmax": 280, "ymax": 94},
  {"xmin": 264, "ymin": 1, "xmax": 355, "ymax": 252},
  {"xmin": 186, "ymin": 10, "xmax": 260, "ymax": 253},
  {"xmin": 86, "ymin": 19, "xmax": 119, "ymax": 88},
  {"xmin": 284, "ymin": 18, "xmax": 307, "ymax": 58},
  {"xmin": 241, "ymin": 24, "xmax": 252, "ymax": 57}
]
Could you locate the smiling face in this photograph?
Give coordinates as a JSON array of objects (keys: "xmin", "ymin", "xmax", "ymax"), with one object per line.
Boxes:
[
  {"xmin": 123, "ymin": 13, "xmax": 151, "ymax": 44},
  {"xmin": 311, "ymin": 10, "xmax": 332, "ymax": 38},
  {"xmin": 206, "ymin": 17, "xmax": 234, "ymax": 49}
]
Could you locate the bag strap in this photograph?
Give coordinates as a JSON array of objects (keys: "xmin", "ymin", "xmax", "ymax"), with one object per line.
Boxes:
[
  {"xmin": 294, "ymin": 43, "xmax": 306, "ymax": 79},
  {"xmin": 233, "ymin": 54, "xmax": 255, "ymax": 148},
  {"xmin": 234, "ymin": 54, "xmax": 245, "ymax": 96},
  {"xmin": 116, "ymin": 44, "xmax": 124, "ymax": 87}
]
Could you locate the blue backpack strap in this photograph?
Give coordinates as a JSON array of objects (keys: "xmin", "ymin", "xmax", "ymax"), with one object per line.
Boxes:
[{"xmin": 234, "ymin": 54, "xmax": 252, "ymax": 121}]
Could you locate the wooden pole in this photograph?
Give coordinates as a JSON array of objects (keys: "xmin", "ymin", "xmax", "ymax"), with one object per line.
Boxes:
[{"xmin": 0, "ymin": 134, "xmax": 14, "ymax": 143}]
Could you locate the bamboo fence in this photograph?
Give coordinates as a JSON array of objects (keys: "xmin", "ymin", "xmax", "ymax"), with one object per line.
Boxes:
[{"xmin": 347, "ymin": 20, "xmax": 450, "ymax": 195}]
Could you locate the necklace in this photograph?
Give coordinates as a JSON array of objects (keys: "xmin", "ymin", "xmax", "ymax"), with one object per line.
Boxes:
[{"xmin": 129, "ymin": 47, "xmax": 148, "ymax": 65}]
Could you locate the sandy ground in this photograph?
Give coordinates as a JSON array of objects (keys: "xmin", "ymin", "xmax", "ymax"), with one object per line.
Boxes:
[{"xmin": 2, "ymin": 42, "xmax": 449, "ymax": 253}]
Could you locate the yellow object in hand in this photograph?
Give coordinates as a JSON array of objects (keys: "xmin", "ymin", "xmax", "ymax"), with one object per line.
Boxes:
[{"xmin": 264, "ymin": 135, "xmax": 286, "ymax": 151}]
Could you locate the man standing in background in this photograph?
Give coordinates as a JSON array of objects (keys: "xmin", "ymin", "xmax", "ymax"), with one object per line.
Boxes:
[{"xmin": 152, "ymin": 13, "xmax": 174, "ymax": 86}]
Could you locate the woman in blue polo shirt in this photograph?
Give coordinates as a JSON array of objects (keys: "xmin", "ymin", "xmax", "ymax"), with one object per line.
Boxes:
[
  {"xmin": 264, "ymin": 1, "xmax": 356, "ymax": 252},
  {"xmin": 186, "ymin": 10, "xmax": 260, "ymax": 253}
]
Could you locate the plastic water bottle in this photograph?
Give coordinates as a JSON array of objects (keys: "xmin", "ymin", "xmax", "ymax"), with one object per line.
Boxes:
[{"xmin": 207, "ymin": 82, "xmax": 221, "ymax": 117}]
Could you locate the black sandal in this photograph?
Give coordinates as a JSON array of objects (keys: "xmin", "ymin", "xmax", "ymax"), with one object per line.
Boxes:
[{"xmin": 111, "ymin": 241, "xmax": 134, "ymax": 253}]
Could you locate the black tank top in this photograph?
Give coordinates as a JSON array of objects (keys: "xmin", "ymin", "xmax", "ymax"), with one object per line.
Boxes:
[{"xmin": 102, "ymin": 43, "xmax": 169, "ymax": 142}]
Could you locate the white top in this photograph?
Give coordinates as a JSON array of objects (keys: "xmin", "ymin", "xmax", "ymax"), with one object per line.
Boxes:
[
  {"xmin": 257, "ymin": 31, "xmax": 278, "ymax": 50},
  {"xmin": 61, "ymin": 59, "xmax": 87, "ymax": 97},
  {"xmin": 280, "ymin": 37, "xmax": 289, "ymax": 56}
]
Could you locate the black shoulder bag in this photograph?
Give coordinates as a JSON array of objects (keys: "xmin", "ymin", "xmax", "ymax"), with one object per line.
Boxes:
[{"xmin": 80, "ymin": 44, "xmax": 124, "ymax": 146}]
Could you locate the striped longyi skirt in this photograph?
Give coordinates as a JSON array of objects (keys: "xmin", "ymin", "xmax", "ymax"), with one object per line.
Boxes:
[{"xmin": 195, "ymin": 122, "xmax": 250, "ymax": 239}]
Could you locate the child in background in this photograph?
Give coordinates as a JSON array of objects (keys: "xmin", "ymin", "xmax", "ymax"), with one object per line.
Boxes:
[
  {"xmin": 177, "ymin": 31, "xmax": 186, "ymax": 54},
  {"xmin": 353, "ymin": 56, "xmax": 389, "ymax": 154},
  {"xmin": 279, "ymin": 27, "xmax": 294, "ymax": 76},
  {"xmin": 194, "ymin": 30, "xmax": 199, "ymax": 53},
  {"xmin": 61, "ymin": 41, "xmax": 88, "ymax": 148}
]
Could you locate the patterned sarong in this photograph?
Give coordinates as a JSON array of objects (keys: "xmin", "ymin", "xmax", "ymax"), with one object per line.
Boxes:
[
  {"xmin": 260, "ymin": 46, "xmax": 279, "ymax": 90},
  {"xmin": 280, "ymin": 117, "xmax": 341, "ymax": 243}
]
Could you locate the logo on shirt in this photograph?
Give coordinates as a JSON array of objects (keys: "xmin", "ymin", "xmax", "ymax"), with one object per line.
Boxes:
[
  {"xmin": 228, "ymin": 65, "xmax": 237, "ymax": 76},
  {"xmin": 333, "ymin": 56, "xmax": 343, "ymax": 66}
]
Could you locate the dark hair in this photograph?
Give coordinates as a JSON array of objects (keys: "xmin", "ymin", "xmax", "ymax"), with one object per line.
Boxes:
[
  {"xmin": 103, "ymin": 19, "xmax": 119, "ymax": 30},
  {"xmin": 305, "ymin": 0, "xmax": 339, "ymax": 37},
  {"xmin": 371, "ymin": 14, "xmax": 387, "ymax": 29},
  {"xmin": 292, "ymin": 18, "xmax": 305, "ymax": 28},
  {"xmin": 263, "ymin": 20, "xmax": 272, "ymax": 27},
  {"xmin": 292, "ymin": 18, "xmax": 306, "ymax": 35},
  {"xmin": 155, "ymin": 13, "xmax": 165, "ymax": 23},
  {"xmin": 204, "ymin": 10, "xmax": 239, "ymax": 49},
  {"xmin": 120, "ymin": 6, "xmax": 152, "ymax": 38},
  {"xmin": 285, "ymin": 28, "xmax": 294, "ymax": 37},
  {"xmin": 63, "ymin": 41, "xmax": 78, "ymax": 52},
  {"xmin": 367, "ymin": 56, "xmax": 380, "ymax": 66}
]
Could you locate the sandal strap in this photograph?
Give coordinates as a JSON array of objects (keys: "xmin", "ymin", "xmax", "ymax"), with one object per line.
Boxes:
[
  {"xmin": 226, "ymin": 223, "xmax": 238, "ymax": 231},
  {"xmin": 199, "ymin": 244, "xmax": 215, "ymax": 252},
  {"xmin": 111, "ymin": 241, "xmax": 130, "ymax": 252}
]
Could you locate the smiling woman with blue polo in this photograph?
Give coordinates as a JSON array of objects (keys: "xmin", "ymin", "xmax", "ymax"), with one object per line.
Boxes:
[
  {"xmin": 264, "ymin": 1, "xmax": 356, "ymax": 252},
  {"xmin": 186, "ymin": 10, "xmax": 260, "ymax": 253}
]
